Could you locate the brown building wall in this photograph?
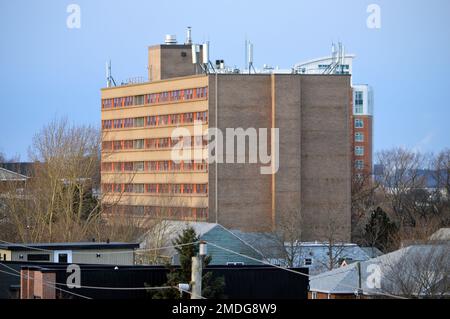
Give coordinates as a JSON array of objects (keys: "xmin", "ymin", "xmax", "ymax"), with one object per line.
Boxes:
[
  {"xmin": 208, "ymin": 75, "xmax": 273, "ymax": 232},
  {"xmin": 208, "ymin": 74, "xmax": 351, "ymax": 240},
  {"xmin": 272, "ymin": 75, "xmax": 302, "ymax": 231},
  {"xmin": 148, "ymin": 44, "xmax": 202, "ymax": 82},
  {"xmin": 300, "ymin": 76, "xmax": 352, "ymax": 241}
]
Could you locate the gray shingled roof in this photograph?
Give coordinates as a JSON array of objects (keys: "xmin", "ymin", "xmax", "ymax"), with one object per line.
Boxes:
[
  {"xmin": 309, "ymin": 244, "xmax": 450, "ymax": 296},
  {"xmin": 139, "ymin": 221, "xmax": 264, "ymax": 265},
  {"xmin": 429, "ymin": 228, "xmax": 450, "ymax": 241},
  {"xmin": 0, "ymin": 167, "xmax": 28, "ymax": 181}
]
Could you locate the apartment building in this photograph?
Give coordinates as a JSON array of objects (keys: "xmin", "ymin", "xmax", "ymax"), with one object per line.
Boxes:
[
  {"xmin": 295, "ymin": 44, "xmax": 374, "ymax": 175},
  {"xmin": 101, "ymin": 35, "xmax": 352, "ymax": 241}
]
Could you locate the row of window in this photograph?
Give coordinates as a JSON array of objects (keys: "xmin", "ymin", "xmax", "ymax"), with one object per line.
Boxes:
[
  {"xmin": 101, "ymin": 160, "xmax": 208, "ymax": 172},
  {"xmin": 104, "ymin": 205, "xmax": 208, "ymax": 220},
  {"xmin": 102, "ymin": 136, "xmax": 208, "ymax": 152},
  {"xmin": 102, "ymin": 183, "xmax": 208, "ymax": 195},
  {"xmin": 102, "ymin": 111, "xmax": 208, "ymax": 130},
  {"xmin": 102, "ymin": 87, "xmax": 208, "ymax": 109}
]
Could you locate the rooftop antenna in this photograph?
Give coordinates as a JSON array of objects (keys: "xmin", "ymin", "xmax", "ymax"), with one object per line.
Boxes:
[
  {"xmin": 192, "ymin": 43, "xmax": 200, "ymax": 74},
  {"xmin": 247, "ymin": 41, "xmax": 256, "ymax": 74},
  {"xmin": 331, "ymin": 42, "xmax": 337, "ymax": 64},
  {"xmin": 185, "ymin": 26, "xmax": 192, "ymax": 44},
  {"xmin": 201, "ymin": 41, "xmax": 215, "ymax": 74},
  {"xmin": 106, "ymin": 60, "xmax": 116, "ymax": 88},
  {"xmin": 244, "ymin": 38, "xmax": 248, "ymax": 71},
  {"xmin": 324, "ymin": 42, "xmax": 343, "ymax": 74}
]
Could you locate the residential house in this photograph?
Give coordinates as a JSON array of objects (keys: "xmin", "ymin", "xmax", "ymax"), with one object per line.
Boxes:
[{"xmin": 230, "ymin": 230, "xmax": 378, "ymax": 275}]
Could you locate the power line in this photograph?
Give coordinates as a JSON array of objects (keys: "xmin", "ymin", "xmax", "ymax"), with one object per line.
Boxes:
[
  {"xmin": 0, "ymin": 262, "xmax": 205, "ymax": 298},
  {"xmin": 0, "ymin": 266, "xmax": 92, "ymax": 300},
  {"xmin": 207, "ymin": 241, "xmax": 407, "ymax": 300},
  {"xmin": 213, "ymin": 224, "xmax": 407, "ymax": 300},
  {"xmin": 0, "ymin": 234, "xmax": 406, "ymax": 299}
]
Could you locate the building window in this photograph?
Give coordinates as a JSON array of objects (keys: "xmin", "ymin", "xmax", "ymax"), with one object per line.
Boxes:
[
  {"xmin": 134, "ymin": 139, "xmax": 144, "ymax": 149},
  {"xmin": 354, "ymin": 91, "xmax": 364, "ymax": 114},
  {"xmin": 355, "ymin": 160, "xmax": 364, "ymax": 170},
  {"xmin": 226, "ymin": 262, "xmax": 245, "ymax": 266},
  {"xmin": 355, "ymin": 146, "xmax": 364, "ymax": 156},
  {"xmin": 304, "ymin": 258, "xmax": 313, "ymax": 266},
  {"xmin": 355, "ymin": 132, "xmax": 364, "ymax": 142},
  {"xmin": 354, "ymin": 118, "xmax": 364, "ymax": 128},
  {"xmin": 134, "ymin": 95, "xmax": 144, "ymax": 105},
  {"xmin": 133, "ymin": 184, "xmax": 145, "ymax": 193},
  {"xmin": 134, "ymin": 162, "xmax": 144, "ymax": 171},
  {"xmin": 27, "ymin": 254, "xmax": 50, "ymax": 261},
  {"xmin": 123, "ymin": 140, "xmax": 133, "ymax": 150},
  {"xmin": 134, "ymin": 117, "xmax": 144, "ymax": 127},
  {"xmin": 311, "ymin": 292, "xmax": 318, "ymax": 299},
  {"xmin": 123, "ymin": 162, "xmax": 133, "ymax": 171}
]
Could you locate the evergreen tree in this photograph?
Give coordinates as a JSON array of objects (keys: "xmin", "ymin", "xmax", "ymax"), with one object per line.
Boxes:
[
  {"xmin": 151, "ymin": 226, "xmax": 225, "ymax": 299},
  {"xmin": 364, "ymin": 207, "xmax": 398, "ymax": 252}
]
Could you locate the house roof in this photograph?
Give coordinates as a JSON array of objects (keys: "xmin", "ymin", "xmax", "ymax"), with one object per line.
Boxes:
[
  {"xmin": 228, "ymin": 231, "xmax": 376, "ymax": 264},
  {"xmin": 0, "ymin": 242, "xmax": 139, "ymax": 251},
  {"xmin": 429, "ymin": 228, "xmax": 450, "ymax": 241},
  {"xmin": 139, "ymin": 220, "xmax": 220, "ymax": 252},
  {"xmin": 309, "ymin": 244, "xmax": 450, "ymax": 296},
  {"xmin": 139, "ymin": 221, "xmax": 265, "ymax": 265},
  {"xmin": 360, "ymin": 246, "xmax": 383, "ymax": 258},
  {"xmin": 0, "ymin": 162, "xmax": 35, "ymax": 177},
  {"xmin": 0, "ymin": 167, "xmax": 28, "ymax": 181}
]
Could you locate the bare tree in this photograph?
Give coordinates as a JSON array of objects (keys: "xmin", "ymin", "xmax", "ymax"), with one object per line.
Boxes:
[
  {"xmin": 376, "ymin": 148, "xmax": 429, "ymax": 226},
  {"xmin": 382, "ymin": 243, "xmax": 449, "ymax": 298},
  {"xmin": 259, "ymin": 208, "xmax": 305, "ymax": 268},
  {"xmin": 135, "ymin": 218, "xmax": 172, "ymax": 265},
  {"xmin": 0, "ymin": 118, "xmax": 141, "ymax": 243},
  {"xmin": 351, "ymin": 169, "xmax": 380, "ymax": 243},
  {"xmin": 318, "ymin": 214, "xmax": 348, "ymax": 271},
  {"xmin": 374, "ymin": 148, "xmax": 450, "ymax": 249},
  {"xmin": 430, "ymin": 149, "xmax": 450, "ymax": 224}
]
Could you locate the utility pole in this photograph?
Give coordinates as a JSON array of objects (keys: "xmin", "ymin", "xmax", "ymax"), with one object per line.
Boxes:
[
  {"xmin": 191, "ymin": 241, "xmax": 207, "ymax": 299},
  {"xmin": 356, "ymin": 261, "xmax": 363, "ymax": 299}
]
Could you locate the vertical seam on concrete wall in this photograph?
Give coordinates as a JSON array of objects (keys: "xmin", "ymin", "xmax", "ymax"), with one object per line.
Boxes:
[
  {"xmin": 271, "ymin": 74, "xmax": 276, "ymax": 230},
  {"xmin": 348, "ymin": 81, "xmax": 352, "ymax": 240},
  {"xmin": 215, "ymin": 73, "xmax": 218, "ymax": 224},
  {"xmin": 298, "ymin": 76, "xmax": 302, "ymax": 238}
]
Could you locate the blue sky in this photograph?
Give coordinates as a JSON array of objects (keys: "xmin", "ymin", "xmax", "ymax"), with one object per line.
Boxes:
[{"xmin": 0, "ymin": 0, "xmax": 449, "ymax": 160}]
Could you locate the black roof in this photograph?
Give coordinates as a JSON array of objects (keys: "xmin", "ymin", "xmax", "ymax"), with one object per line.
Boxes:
[{"xmin": 0, "ymin": 242, "xmax": 139, "ymax": 251}]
